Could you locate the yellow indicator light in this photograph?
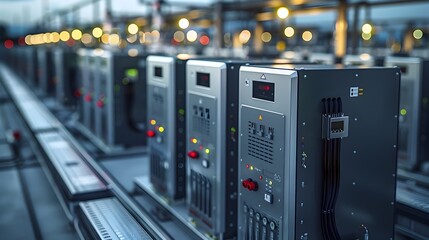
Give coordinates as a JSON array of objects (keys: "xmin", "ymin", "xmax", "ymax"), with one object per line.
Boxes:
[
  {"xmin": 150, "ymin": 119, "xmax": 156, "ymax": 125},
  {"xmin": 192, "ymin": 138, "xmax": 198, "ymax": 144},
  {"xmin": 205, "ymin": 148, "xmax": 210, "ymax": 154},
  {"xmin": 158, "ymin": 126, "xmax": 165, "ymax": 133},
  {"xmin": 400, "ymin": 109, "xmax": 407, "ymax": 116},
  {"xmin": 250, "ymin": 166, "xmax": 254, "ymax": 171},
  {"xmin": 269, "ymin": 180, "xmax": 273, "ymax": 185}
]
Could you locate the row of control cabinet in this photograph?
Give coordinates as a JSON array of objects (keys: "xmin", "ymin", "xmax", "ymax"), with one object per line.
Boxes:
[
  {"xmin": 5, "ymin": 46, "xmax": 429, "ymax": 239},
  {"xmin": 9, "ymin": 47, "xmax": 429, "ymax": 173},
  {"xmin": 142, "ymin": 55, "xmax": 407, "ymax": 239},
  {"xmin": 76, "ymin": 49, "xmax": 147, "ymax": 149},
  {"xmin": 0, "ymin": 66, "xmax": 155, "ymax": 240}
]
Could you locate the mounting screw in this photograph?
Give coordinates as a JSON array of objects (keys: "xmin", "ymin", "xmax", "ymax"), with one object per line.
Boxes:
[{"xmin": 355, "ymin": 74, "xmax": 359, "ymax": 77}]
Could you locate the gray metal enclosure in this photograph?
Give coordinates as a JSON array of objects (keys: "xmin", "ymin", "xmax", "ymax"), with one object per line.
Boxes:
[{"xmin": 238, "ymin": 65, "xmax": 400, "ymax": 239}]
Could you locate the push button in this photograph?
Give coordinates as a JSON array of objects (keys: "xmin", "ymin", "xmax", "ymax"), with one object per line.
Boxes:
[
  {"xmin": 269, "ymin": 221, "xmax": 276, "ymax": 230},
  {"xmin": 264, "ymin": 193, "xmax": 273, "ymax": 204},
  {"xmin": 242, "ymin": 178, "xmax": 258, "ymax": 191},
  {"xmin": 146, "ymin": 130, "xmax": 156, "ymax": 138},
  {"xmin": 201, "ymin": 159, "xmax": 209, "ymax": 168},
  {"xmin": 187, "ymin": 151, "xmax": 199, "ymax": 159}
]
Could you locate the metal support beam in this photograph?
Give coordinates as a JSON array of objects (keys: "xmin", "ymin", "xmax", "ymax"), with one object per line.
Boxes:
[
  {"xmin": 93, "ymin": 0, "xmax": 100, "ymax": 24},
  {"xmin": 351, "ymin": 3, "xmax": 361, "ymax": 55},
  {"xmin": 334, "ymin": 0, "xmax": 347, "ymax": 62},
  {"xmin": 214, "ymin": 2, "xmax": 224, "ymax": 49}
]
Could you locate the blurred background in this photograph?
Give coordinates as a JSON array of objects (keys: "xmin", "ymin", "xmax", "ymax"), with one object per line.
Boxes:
[{"xmin": 0, "ymin": 0, "xmax": 428, "ymax": 57}]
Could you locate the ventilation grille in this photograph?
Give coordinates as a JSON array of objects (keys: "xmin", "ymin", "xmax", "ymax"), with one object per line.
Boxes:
[
  {"xmin": 80, "ymin": 199, "xmax": 151, "ymax": 240},
  {"xmin": 83, "ymin": 203, "xmax": 112, "ymax": 240},
  {"xmin": 150, "ymin": 148, "xmax": 166, "ymax": 189},
  {"xmin": 247, "ymin": 121, "xmax": 274, "ymax": 164},
  {"xmin": 192, "ymin": 105, "xmax": 211, "ymax": 136},
  {"xmin": 190, "ymin": 170, "xmax": 212, "ymax": 219}
]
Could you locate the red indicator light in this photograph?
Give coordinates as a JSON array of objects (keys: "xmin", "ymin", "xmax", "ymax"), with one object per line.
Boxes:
[
  {"xmin": 12, "ymin": 130, "xmax": 21, "ymax": 141},
  {"xmin": 4, "ymin": 40, "xmax": 14, "ymax": 49},
  {"xmin": 246, "ymin": 164, "xmax": 249, "ymax": 169},
  {"xmin": 199, "ymin": 35, "xmax": 210, "ymax": 46},
  {"xmin": 187, "ymin": 151, "xmax": 199, "ymax": 159},
  {"xmin": 259, "ymin": 85, "xmax": 270, "ymax": 91},
  {"xmin": 96, "ymin": 100, "xmax": 104, "ymax": 108},
  {"xmin": 146, "ymin": 130, "xmax": 156, "ymax": 138},
  {"xmin": 84, "ymin": 94, "xmax": 92, "ymax": 102},
  {"xmin": 259, "ymin": 175, "xmax": 263, "ymax": 180}
]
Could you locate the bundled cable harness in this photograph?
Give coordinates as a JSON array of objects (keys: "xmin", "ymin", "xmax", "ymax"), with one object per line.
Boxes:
[{"xmin": 321, "ymin": 97, "xmax": 349, "ymax": 240}]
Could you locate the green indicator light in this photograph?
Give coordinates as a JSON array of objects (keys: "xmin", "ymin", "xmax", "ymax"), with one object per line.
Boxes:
[
  {"xmin": 115, "ymin": 84, "xmax": 120, "ymax": 92},
  {"xmin": 122, "ymin": 78, "xmax": 129, "ymax": 85},
  {"xmin": 400, "ymin": 108, "xmax": 407, "ymax": 116},
  {"xmin": 178, "ymin": 108, "xmax": 185, "ymax": 115},
  {"xmin": 125, "ymin": 68, "xmax": 138, "ymax": 78},
  {"xmin": 231, "ymin": 127, "xmax": 236, "ymax": 132}
]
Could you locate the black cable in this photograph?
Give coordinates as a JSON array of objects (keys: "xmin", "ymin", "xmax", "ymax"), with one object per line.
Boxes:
[
  {"xmin": 321, "ymin": 99, "xmax": 329, "ymax": 240},
  {"xmin": 321, "ymin": 97, "xmax": 344, "ymax": 240}
]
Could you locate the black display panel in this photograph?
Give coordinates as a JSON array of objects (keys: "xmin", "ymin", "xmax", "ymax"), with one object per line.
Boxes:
[
  {"xmin": 154, "ymin": 66, "xmax": 163, "ymax": 77},
  {"xmin": 398, "ymin": 65, "xmax": 408, "ymax": 74},
  {"xmin": 196, "ymin": 72, "xmax": 210, "ymax": 87},
  {"xmin": 253, "ymin": 81, "xmax": 274, "ymax": 102}
]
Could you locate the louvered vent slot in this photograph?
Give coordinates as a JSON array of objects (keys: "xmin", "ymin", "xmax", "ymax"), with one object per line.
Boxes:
[
  {"xmin": 247, "ymin": 121, "xmax": 274, "ymax": 164},
  {"xmin": 190, "ymin": 170, "xmax": 212, "ymax": 219}
]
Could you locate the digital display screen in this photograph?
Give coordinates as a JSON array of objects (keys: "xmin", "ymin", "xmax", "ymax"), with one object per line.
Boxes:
[
  {"xmin": 253, "ymin": 81, "xmax": 274, "ymax": 102},
  {"xmin": 154, "ymin": 66, "xmax": 163, "ymax": 77},
  {"xmin": 196, "ymin": 72, "xmax": 210, "ymax": 87}
]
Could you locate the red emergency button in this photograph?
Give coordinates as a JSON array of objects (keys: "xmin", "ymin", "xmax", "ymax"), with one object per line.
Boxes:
[
  {"xmin": 12, "ymin": 130, "xmax": 21, "ymax": 141},
  {"xmin": 187, "ymin": 151, "xmax": 199, "ymax": 159},
  {"xmin": 242, "ymin": 178, "xmax": 258, "ymax": 191},
  {"xmin": 146, "ymin": 130, "xmax": 156, "ymax": 138},
  {"xmin": 74, "ymin": 89, "xmax": 83, "ymax": 97}
]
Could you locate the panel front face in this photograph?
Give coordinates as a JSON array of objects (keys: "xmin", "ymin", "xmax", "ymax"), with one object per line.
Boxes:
[
  {"xmin": 85, "ymin": 55, "xmax": 97, "ymax": 133},
  {"xmin": 53, "ymin": 50, "xmax": 64, "ymax": 103},
  {"xmin": 238, "ymin": 66, "xmax": 298, "ymax": 240},
  {"xmin": 385, "ymin": 57, "xmax": 422, "ymax": 170},
  {"xmin": 147, "ymin": 56, "xmax": 177, "ymax": 198},
  {"xmin": 93, "ymin": 55, "xmax": 111, "ymax": 145},
  {"xmin": 37, "ymin": 48, "xmax": 48, "ymax": 92},
  {"xmin": 186, "ymin": 60, "xmax": 225, "ymax": 235},
  {"xmin": 295, "ymin": 68, "xmax": 398, "ymax": 239},
  {"xmin": 77, "ymin": 50, "xmax": 88, "ymax": 125}
]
